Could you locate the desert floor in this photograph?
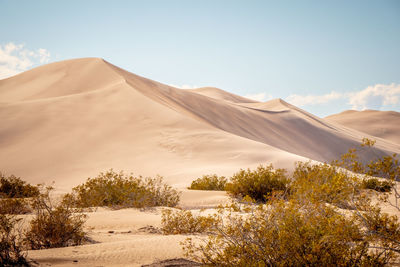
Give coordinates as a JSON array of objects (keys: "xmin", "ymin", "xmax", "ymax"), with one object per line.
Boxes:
[{"xmin": 25, "ymin": 189, "xmax": 229, "ymax": 266}]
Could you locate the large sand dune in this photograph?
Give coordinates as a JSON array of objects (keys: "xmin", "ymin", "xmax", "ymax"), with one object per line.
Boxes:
[
  {"xmin": 326, "ymin": 110, "xmax": 400, "ymax": 145},
  {"xmin": 1, "ymin": 58, "xmax": 399, "ymax": 190}
]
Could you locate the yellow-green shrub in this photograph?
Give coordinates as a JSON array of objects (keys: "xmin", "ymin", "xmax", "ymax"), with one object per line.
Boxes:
[
  {"xmin": 0, "ymin": 215, "xmax": 28, "ymax": 266},
  {"xmin": 161, "ymin": 209, "xmax": 220, "ymax": 235},
  {"xmin": 0, "ymin": 173, "xmax": 39, "ymax": 198},
  {"xmin": 361, "ymin": 177, "xmax": 393, "ymax": 192},
  {"xmin": 291, "ymin": 162, "xmax": 359, "ymax": 208},
  {"xmin": 183, "ymin": 200, "xmax": 395, "ymax": 266},
  {"xmin": 188, "ymin": 175, "xmax": 227, "ymax": 191},
  {"xmin": 182, "ymin": 139, "xmax": 400, "ymax": 265},
  {"xmin": 67, "ymin": 169, "xmax": 180, "ymax": 209},
  {"xmin": 0, "ymin": 198, "xmax": 31, "ymax": 215},
  {"xmin": 25, "ymin": 188, "xmax": 87, "ymax": 249},
  {"xmin": 225, "ymin": 165, "xmax": 289, "ymax": 202}
]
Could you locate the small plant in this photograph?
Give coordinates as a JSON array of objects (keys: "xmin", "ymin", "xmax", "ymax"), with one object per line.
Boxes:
[
  {"xmin": 25, "ymin": 187, "xmax": 87, "ymax": 249},
  {"xmin": 67, "ymin": 169, "xmax": 180, "ymax": 209},
  {"xmin": 0, "ymin": 173, "xmax": 39, "ymax": 198},
  {"xmin": 188, "ymin": 174, "xmax": 227, "ymax": 191},
  {"xmin": 361, "ymin": 177, "xmax": 393, "ymax": 192},
  {"xmin": 161, "ymin": 209, "xmax": 220, "ymax": 235},
  {"xmin": 225, "ymin": 165, "xmax": 289, "ymax": 202},
  {"xmin": 0, "ymin": 214, "xmax": 28, "ymax": 266},
  {"xmin": 291, "ymin": 162, "xmax": 359, "ymax": 208},
  {"xmin": 0, "ymin": 198, "xmax": 31, "ymax": 215}
]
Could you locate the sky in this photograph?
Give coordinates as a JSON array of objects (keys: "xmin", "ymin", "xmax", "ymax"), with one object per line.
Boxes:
[{"xmin": 0, "ymin": 0, "xmax": 399, "ymax": 117}]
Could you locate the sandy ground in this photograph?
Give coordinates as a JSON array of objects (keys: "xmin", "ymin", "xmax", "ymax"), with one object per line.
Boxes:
[
  {"xmin": 25, "ymin": 190, "xmax": 229, "ymax": 267},
  {"xmin": 24, "ymin": 185, "xmax": 400, "ymax": 267}
]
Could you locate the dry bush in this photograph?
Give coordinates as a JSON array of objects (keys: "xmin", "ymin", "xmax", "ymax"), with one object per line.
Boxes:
[
  {"xmin": 225, "ymin": 165, "xmax": 289, "ymax": 202},
  {"xmin": 184, "ymin": 200, "xmax": 396, "ymax": 266},
  {"xmin": 0, "ymin": 198, "xmax": 31, "ymax": 215},
  {"xmin": 161, "ymin": 209, "xmax": 220, "ymax": 235},
  {"xmin": 0, "ymin": 214, "xmax": 28, "ymax": 266},
  {"xmin": 182, "ymin": 139, "xmax": 400, "ymax": 266},
  {"xmin": 0, "ymin": 173, "xmax": 39, "ymax": 198},
  {"xmin": 291, "ymin": 161, "xmax": 359, "ymax": 209},
  {"xmin": 67, "ymin": 169, "xmax": 180, "ymax": 209},
  {"xmin": 25, "ymin": 187, "xmax": 87, "ymax": 249},
  {"xmin": 188, "ymin": 175, "xmax": 227, "ymax": 191},
  {"xmin": 361, "ymin": 177, "xmax": 393, "ymax": 192},
  {"xmin": 335, "ymin": 138, "xmax": 400, "ymax": 212}
]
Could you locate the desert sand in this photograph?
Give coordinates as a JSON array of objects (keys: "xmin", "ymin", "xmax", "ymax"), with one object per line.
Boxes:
[
  {"xmin": 326, "ymin": 110, "xmax": 400, "ymax": 145},
  {"xmin": 1, "ymin": 58, "xmax": 400, "ymax": 266}
]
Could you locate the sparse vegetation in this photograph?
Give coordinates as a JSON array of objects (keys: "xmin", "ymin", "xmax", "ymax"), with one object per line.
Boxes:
[
  {"xmin": 361, "ymin": 177, "xmax": 393, "ymax": 192},
  {"xmin": 0, "ymin": 173, "xmax": 39, "ymax": 198},
  {"xmin": 0, "ymin": 173, "xmax": 38, "ymax": 215},
  {"xmin": 225, "ymin": 165, "xmax": 289, "ymax": 202},
  {"xmin": 178, "ymin": 139, "xmax": 400, "ymax": 266},
  {"xmin": 25, "ymin": 187, "xmax": 87, "ymax": 249},
  {"xmin": 188, "ymin": 174, "xmax": 227, "ymax": 191},
  {"xmin": 0, "ymin": 198, "xmax": 31, "ymax": 215},
  {"xmin": 0, "ymin": 214, "xmax": 28, "ymax": 266},
  {"xmin": 183, "ymin": 199, "xmax": 397, "ymax": 266},
  {"xmin": 66, "ymin": 169, "xmax": 180, "ymax": 209},
  {"xmin": 291, "ymin": 161, "xmax": 359, "ymax": 209},
  {"xmin": 161, "ymin": 209, "xmax": 220, "ymax": 235}
]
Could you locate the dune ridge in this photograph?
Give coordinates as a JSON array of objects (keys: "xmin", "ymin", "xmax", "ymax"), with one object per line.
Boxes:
[{"xmin": 326, "ymin": 110, "xmax": 400, "ymax": 145}]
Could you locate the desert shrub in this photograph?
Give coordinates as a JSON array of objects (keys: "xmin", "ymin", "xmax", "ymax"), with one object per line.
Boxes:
[
  {"xmin": 183, "ymin": 200, "xmax": 395, "ymax": 266},
  {"xmin": 188, "ymin": 174, "xmax": 227, "ymax": 191},
  {"xmin": 362, "ymin": 177, "xmax": 393, "ymax": 192},
  {"xmin": 25, "ymin": 188, "xmax": 87, "ymax": 249},
  {"xmin": 0, "ymin": 214, "xmax": 28, "ymax": 266},
  {"xmin": 0, "ymin": 173, "xmax": 39, "ymax": 198},
  {"xmin": 225, "ymin": 165, "xmax": 289, "ymax": 202},
  {"xmin": 161, "ymin": 209, "xmax": 220, "ymax": 235},
  {"xmin": 182, "ymin": 140, "xmax": 400, "ymax": 265},
  {"xmin": 291, "ymin": 162, "xmax": 359, "ymax": 208},
  {"xmin": 67, "ymin": 169, "xmax": 180, "ymax": 209},
  {"xmin": 0, "ymin": 198, "xmax": 31, "ymax": 215}
]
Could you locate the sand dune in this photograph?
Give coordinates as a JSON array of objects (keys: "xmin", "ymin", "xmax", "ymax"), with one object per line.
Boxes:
[
  {"xmin": 2, "ymin": 58, "xmax": 400, "ymax": 266},
  {"xmin": 1, "ymin": 58, "xmax": 399, "ymax": 190},
  {"xmin": 326, "ymin": 110, "xmax": 400, "ymax": 145}
]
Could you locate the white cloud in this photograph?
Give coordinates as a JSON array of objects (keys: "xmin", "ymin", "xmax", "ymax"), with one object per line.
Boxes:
[
  {"xmin": 0, "ymin": 42, "xmax": 51, "ymax": 79},
  {"xmin": 347, "ymin": 83, "xmax": 400, "ymax": 110},
  {"xmin": 284, "ymin": 83, "xmax": 400, "ymax": 110},
  {"xmin": 286, "ymin": 91, "xmax": 342, "ymax": 106},
  {"xmin": 244, "ymin": 92, "xmax": 273, "ymax": 102}
]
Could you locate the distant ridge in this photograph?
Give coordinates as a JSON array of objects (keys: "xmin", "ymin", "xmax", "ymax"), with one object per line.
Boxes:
[{"xmin": 326, "ymin": 110, "xmax": 400, "ymax": 145}]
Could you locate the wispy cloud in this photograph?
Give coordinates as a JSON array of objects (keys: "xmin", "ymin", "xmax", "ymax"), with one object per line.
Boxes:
[
  {"xmin": 284, "ymin": 83, "xmax": 400, "ymax": 111},
  {"xmin": 244, "ymin": 92, "xmax": 273, "ymax": 102},
  {"xmin": 286, "ymin": 91, "xmax": 342, "ymax": 106},
  {"xmin": 0, "ymin": 42, "xmax": 51, "ymax": 79}
]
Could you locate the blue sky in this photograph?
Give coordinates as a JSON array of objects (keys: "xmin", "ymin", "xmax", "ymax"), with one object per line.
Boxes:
[{"xmin": 1, "ymin": 0, "xmax": 399, "ymax": 117}]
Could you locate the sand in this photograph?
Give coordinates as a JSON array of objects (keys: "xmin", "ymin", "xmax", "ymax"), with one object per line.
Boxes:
[
  {"xmin": 1, "ymin": 58, "xmax": 400, "ymax": 266},
  {"xmin": 24, "ymin": 190, "xmax": 228, "ymax": 267},
  {"xmin": 326, "ymin": 110, "xmax": 400, "ymax": 145}
]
